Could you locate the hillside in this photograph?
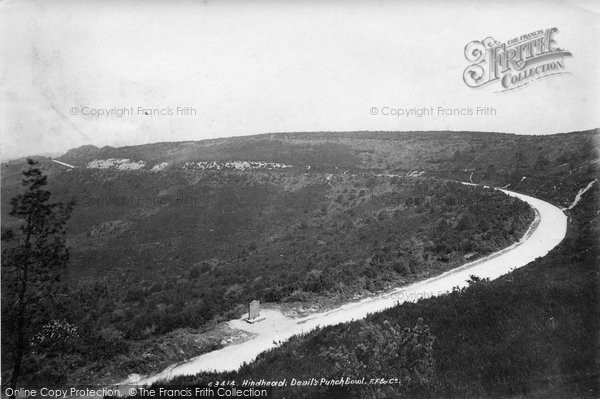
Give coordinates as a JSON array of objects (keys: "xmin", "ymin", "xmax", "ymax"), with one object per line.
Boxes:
[
  {"xmin": 4, "ymin": 129, "xmax": 598, "ymax": 207},
  {"xmin": 173, "ymin": 170, "xmax": 599, "ymax": 398},
  {"xmin": 49, "ymin": 129, "xmax": 598, "ymax": 206},
  {"xmin": 1, "ymin": 171, "xmax": 532, "ymax": 385},
  {"xmin": 1, "ymin": 129, "xmax": 598, "ymax": 388}
]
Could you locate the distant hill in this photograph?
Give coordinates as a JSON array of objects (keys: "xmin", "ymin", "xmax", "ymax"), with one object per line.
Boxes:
[{"xmin": 3, "ymin": 128, "xmax": 596, "ymax": 207}]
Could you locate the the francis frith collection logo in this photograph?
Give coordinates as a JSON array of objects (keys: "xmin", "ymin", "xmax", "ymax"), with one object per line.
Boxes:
[{"xmin": 463, "ymin": 28, "xmax": 572, "ymax": 92}]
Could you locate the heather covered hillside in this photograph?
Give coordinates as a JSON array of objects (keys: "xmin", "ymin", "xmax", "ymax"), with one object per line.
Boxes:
[
  {"xmin": 175, "ymin": 171, "xmax": 599, "ymax": 399},
  {"xmin": 2, "ymin": 167, "xmax": 533, "ymax": 385},
  {"xmin": 48, "ymin": 129, "xmax": 599, "ymax": 206},
  {"xmin": 5, "ymin": 129, "xmax": 598, "ymax": 206},
  {"xmin": 1, "ymin": 129, "xmax": 598, "ymax": 387}
]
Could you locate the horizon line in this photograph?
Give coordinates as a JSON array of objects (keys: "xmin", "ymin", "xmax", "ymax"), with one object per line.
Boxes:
[{"xmin": 2, "ymin": 127, "xmax": 598, "ymax": 163}]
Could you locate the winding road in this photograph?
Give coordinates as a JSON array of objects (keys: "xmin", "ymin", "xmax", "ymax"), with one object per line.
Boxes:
[{"xmin": 122, "ymin": 185, "xmax": 568, "ymax": 386}]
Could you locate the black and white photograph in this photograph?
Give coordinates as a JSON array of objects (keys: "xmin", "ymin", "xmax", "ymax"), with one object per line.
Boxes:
[{"xmin": 1, "ymin": 0, "xmax": 599, "ymax": 398}]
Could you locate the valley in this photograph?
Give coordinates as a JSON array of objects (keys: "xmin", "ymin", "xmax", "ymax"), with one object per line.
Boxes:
[{"xmin": 1, "ymin": 129, "xmax": 598, "ymax": 394}]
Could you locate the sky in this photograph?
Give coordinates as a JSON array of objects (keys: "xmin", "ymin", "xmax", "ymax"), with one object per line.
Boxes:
[{"xmin": 1, "ymin": 0, "xmax": 599, "ymax": 160}]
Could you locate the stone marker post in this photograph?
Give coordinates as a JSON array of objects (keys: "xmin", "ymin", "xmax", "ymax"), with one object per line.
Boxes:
[{"xmin": 249, "ymin": 300, "xmax": 260, "ymax": 319}]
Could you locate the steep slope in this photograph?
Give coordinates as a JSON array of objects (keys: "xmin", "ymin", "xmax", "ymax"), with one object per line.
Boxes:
[{"xmin": 1, "ymin": 129, "xmax": 597, "ymax": 388}]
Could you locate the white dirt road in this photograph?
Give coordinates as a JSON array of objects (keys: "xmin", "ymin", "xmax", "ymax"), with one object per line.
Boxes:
[{"xmin": 122, "ymin": 186, "xmax": 567, "ymax": 386}]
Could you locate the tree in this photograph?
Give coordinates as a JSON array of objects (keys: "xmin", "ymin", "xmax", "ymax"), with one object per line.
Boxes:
[{"xmin": 1, "ymin": 159, "xmax": 74, "ymax": 391}]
